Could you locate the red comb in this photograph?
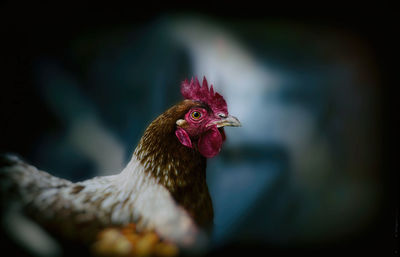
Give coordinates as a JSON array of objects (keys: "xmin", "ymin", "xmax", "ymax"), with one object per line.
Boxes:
[{"xmin": 181, "ymin": 77, "xmax": 228, "ymax": 115}]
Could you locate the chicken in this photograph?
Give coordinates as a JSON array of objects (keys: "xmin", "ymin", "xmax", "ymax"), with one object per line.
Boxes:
[{"xmin": 0, "ymin": 77, "xmax": 241, "ymax": 255}]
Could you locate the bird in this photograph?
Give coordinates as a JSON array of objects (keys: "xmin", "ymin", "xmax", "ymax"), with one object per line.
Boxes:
[{"xmin": 0, "ymin": 77, "xmax": 241, "ymax": 256}]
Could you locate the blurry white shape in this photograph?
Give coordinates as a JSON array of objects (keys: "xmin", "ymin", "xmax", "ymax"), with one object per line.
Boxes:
[
  {"xmin": 36, "ymin": 60, "xmax": 125, "ymax": 176},
  {"xmin": 2, "ymin": 204, "xmax": 61, "ymax": 257},
  {"xmin": 171, "ymin": 18, "xmax": 282, "ymax": 143},
  {"xmin": 170, "ymin": 18, "xmax": 316, "ymax": 152},
  {"xmin": 68, "ymin": 116, "xmax": 125, "ymax": 175}
]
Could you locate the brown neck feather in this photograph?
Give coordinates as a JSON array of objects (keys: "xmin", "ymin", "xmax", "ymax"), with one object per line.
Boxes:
[{"xmin": 134, "ymin": 100, "xmax": 214, "ymax": 228}]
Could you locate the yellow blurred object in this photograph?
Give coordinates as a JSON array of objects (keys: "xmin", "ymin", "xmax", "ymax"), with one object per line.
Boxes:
[
  {"xmin": 154, "ymin": 242, "xmax": 179, "ymax": 257},
  {"xmin": 92, "ymin": 228, "xmax": 132, "ymax": 256},
  {"xmin": 133, "ymin": 232, "xmax": 159, "ymax": 257},
  {"xmin": 91, "ymin": 224, "xmax": 179, "ymax": 257}
]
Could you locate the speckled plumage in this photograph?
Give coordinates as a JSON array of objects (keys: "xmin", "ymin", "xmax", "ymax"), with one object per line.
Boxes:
[
  {"xmin": 0, "ymin": 101, "xmax": 208, "ymax": 246},
  {"xmin": 0, "ymin": 77, "xmax": 240, "ymax": 251}
]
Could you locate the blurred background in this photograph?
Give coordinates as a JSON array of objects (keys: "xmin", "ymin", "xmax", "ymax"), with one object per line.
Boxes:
[{"xmin": 1, "ymin": 4, "xmax": 396, "ymax": 256}]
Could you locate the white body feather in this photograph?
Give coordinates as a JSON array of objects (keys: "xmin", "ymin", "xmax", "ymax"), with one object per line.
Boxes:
[{"xmin": 1, "ymin": 154, "xmax": 201, "ymax": 247}]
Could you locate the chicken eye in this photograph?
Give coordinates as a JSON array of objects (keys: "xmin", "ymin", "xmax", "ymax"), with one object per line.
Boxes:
[{"xmin": 191, "ymin": 111, "xmax": 202, "ymax": 119}]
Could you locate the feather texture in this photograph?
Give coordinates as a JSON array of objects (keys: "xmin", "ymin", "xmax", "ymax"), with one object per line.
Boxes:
[
  {"xmin": 0, "ymin": 100, "xmax": 211, "ymax": 248},
  {"xmin": 0, "ymin": 78, "xmax": 240, "ymax": 255},
  {"xmin": 1, "ymin": 153, "xmax": 200, "ymax": 247}
]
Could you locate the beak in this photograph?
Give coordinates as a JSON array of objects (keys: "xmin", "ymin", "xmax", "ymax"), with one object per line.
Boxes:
[{"xmin": 212, "ymin": 115, "xmax": 241, "ymax": 128}]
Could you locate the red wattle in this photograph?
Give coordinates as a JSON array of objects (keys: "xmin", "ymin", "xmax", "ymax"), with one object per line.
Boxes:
[{"xmin": 198, "ymin": 126, "xmax": 223, "ymax": 158}]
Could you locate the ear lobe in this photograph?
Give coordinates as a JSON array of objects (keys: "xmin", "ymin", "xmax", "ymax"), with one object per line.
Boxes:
[{"xmin": 175, "ymin": 127, "xmax": 192, "ymax": 148}]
